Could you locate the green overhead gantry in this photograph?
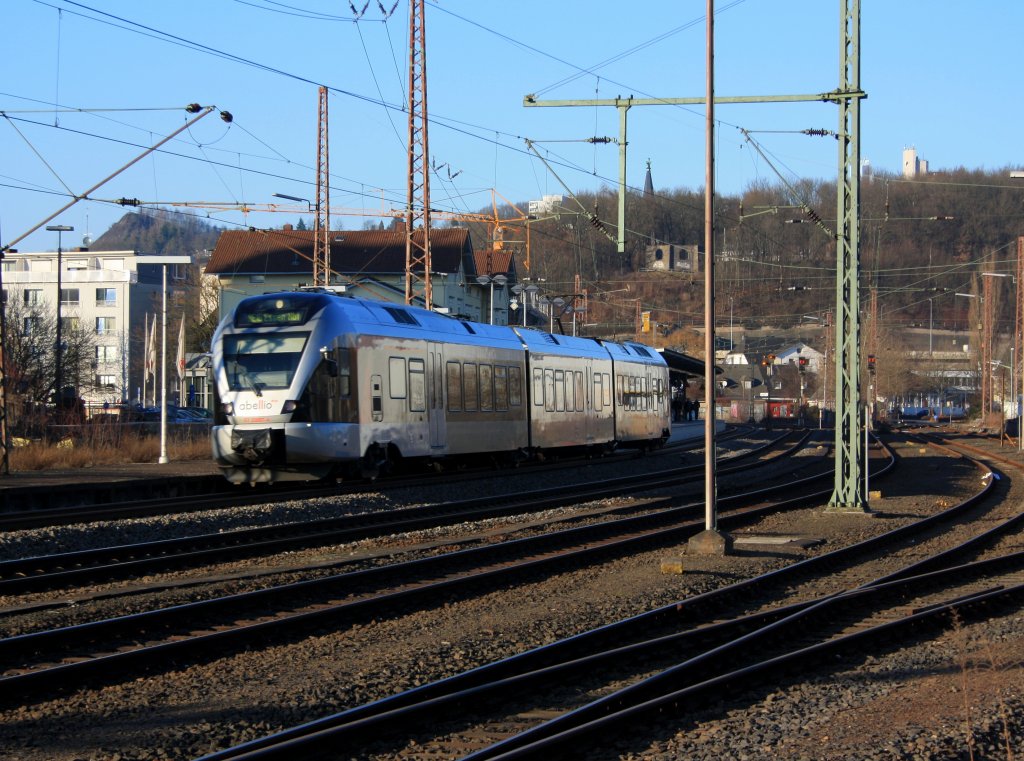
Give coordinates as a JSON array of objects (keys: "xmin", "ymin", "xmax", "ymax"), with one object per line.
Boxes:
[{"xmin": 523, "ymin": 0, "xmax": 868, "ymax": 510}]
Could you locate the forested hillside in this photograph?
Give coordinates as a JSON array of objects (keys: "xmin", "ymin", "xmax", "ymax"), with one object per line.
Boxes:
[
  {"xmin": 91, "ymin": 209, "xmax": 223, "ymax": 255},
  {"xmin": 494, "ymin": 168, "xmax": 1024, "ymax": 339}
]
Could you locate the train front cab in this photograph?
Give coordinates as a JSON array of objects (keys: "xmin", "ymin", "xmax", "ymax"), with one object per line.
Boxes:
[{"xmin": 211, "ymin": 292, "xmax": 365, "ymax": 483}]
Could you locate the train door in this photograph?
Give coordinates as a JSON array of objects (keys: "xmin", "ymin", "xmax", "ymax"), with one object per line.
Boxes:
[{"xmin": 428, "ymin": 342, "xmax": 446, "ymax": 449}]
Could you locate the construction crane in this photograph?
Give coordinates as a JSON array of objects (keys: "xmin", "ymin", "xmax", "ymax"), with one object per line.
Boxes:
[{"xmin": 115, "ymin": 188, "xmax": 534, "ymax": 274}]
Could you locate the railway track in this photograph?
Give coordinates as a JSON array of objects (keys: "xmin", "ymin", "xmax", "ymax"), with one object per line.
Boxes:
[
  {"xmin": 0, "ymin": 424, "xmax": 750, "ymax": 531},
  {"xmin": 0, "ymin": 430, "xmax": 814, "ymax": 594},
  {"xmin": 0, "ymin": 432, "xmax": 848, "ymax": 704},
  {"xmin": 1, "ymin": 430, "xmax": 1016, "ymax": 760},
  {"xmin": 192, "ymin": 437, "xmax": 1022, "ymax": 760}
]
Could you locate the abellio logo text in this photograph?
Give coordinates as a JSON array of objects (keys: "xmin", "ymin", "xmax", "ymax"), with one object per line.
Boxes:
[{"xmin": 236, "ymin": 398, "xmax": 276, "ymax": 412}]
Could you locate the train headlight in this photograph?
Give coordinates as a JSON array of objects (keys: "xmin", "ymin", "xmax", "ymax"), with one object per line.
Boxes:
[
  {"xmin": 282, "ymin": 400, "xmax": 298, "ymax": 414},
  {"xmin": 221, "ymin": 401, "xmax": 234, "ymax": 415}
]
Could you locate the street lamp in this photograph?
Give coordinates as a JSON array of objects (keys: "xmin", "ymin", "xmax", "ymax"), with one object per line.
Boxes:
[
  {"xmin": 510, "ymin": 280, "xmax": 539, "ymax": 327},
  {"xmin": 271, "ymin": 192, "xmax": 313, "ymax": 211},
  {"xmin": 981, "ymin": 272, "xmax": 1009, "ymax": 422},
  {"xmin": 143, "ymin": 255, "xmax": 191, "ymax": 463},
  {"xmin": 45, "ymin": 224, "xmax": 73, "ymax": 412},
  {"xmin": 475, "ymin": 274, "xmax": 507, "ymax": 324},
  {"xmin": 728, "ymin": 295, "xmax": 734, "ymax": 351},
  {"xmin": 928, "ymin": 297, "xmax": 933, "ymax": 356}
]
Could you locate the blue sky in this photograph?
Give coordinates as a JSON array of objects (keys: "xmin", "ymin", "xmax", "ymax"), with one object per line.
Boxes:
[{"xmin": 3, "ymin": 0, "xmax": 1023, "ymax": 254}]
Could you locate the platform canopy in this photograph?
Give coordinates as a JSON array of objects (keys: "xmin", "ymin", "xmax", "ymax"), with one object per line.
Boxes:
[{"xmin": 658, "ymin": 348, "xmax": 720, "ymax": 387}]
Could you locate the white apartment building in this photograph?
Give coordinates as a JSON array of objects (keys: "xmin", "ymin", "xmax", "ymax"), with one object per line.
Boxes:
[{"xmin": 1, "ymin": 248, "xmax": 190, "ymax": 409}]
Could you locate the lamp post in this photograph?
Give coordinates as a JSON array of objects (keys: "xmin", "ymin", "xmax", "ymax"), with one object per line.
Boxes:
[
  {"xmin": 928, "ymin": 297, "xmax": 933, "ymax": 356},
  {"xmin": 144, "ymin": 256, "xmax": 191, "ymax": 463},
  {"xmin": 511, "ymin": 281, "xmax": 539, "ymax": 327},
  {"xmin": 549, "ymin": 297, "xmax": 565, "ymax": 333},
  {"xmin": 981, "ymin": 272, "xmax": 1009, "ymax": 422},
  {"xmin": 475, "ymin": 274, "xmax": 507, "ymax": 324},
  {"xmin": 1011, "ymin": 347, "xmax": 1017, "ymax": 442},
  {"xmin": 271, "ymin": 192, "xmax": 313, "ymax": 212},
  {"xmin": 729, "ymin": 295, "xmax": 734, "ymax": 352},
  {"xmin": 45, "ymin": 224, "xmax": 73, "ymax": 412}
]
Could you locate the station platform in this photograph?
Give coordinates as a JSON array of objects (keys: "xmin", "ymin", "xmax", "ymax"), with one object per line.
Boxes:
[{"xmin": 669, "ymin": 419, "xmax": 725, "ymax": 444}]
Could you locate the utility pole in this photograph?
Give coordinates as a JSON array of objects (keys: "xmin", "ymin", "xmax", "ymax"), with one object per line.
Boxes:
[
  {"xmin": 0, "ymin": 244, "xmax": 8, "ymax": 475},
  {"xmin": 314, "ymin": 86, "xmax": 330, "ymax": 288},
  {"xmin": 404, "ymin": 0, "xmax": 433, "ymax": 309},
  {"xmin": 1017, "ymin": 237, "xmax": 1024, "ymax": 450},
  {"xmin": 827, "ymin": 0, "xmax": 868, "ymax": 512}
]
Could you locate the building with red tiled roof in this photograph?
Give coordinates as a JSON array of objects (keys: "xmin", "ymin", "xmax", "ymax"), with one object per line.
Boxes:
[{"xmin": 205, "ymin": 225, "xmax": 519, "ymax": 323}]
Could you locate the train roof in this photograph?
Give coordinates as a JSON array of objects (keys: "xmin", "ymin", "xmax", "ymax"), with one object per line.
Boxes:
[
  {"xmin": 348, "ymin": 297, "xmax": 524, "ymax": 348},
  {"xmin": 228, "ymin": 291, "xmax": 670, "ymax": 364},
  {"xmin": 512, "ymin": 328, "xmax": 613, "ymax": 359}
]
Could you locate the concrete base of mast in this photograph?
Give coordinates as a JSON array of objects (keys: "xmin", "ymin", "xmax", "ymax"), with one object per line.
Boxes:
[{"xmin": 687, "ymin": 529, "xmax": 734, "ymax": 556}]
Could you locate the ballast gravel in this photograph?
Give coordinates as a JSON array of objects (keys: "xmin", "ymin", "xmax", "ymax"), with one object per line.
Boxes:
[{"xmin": 0, "ymin": 432, "xmax": 1020, "ymax": 760}]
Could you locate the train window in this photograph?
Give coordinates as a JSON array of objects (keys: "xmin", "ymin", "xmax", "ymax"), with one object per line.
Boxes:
[
  {"xmin": 464, "ymin": 363, "xmax": 478, "ymax": 411},
  {"xmin": 389, "ymin": 357, "xmax": 407, "ymax": 399},
  {"xmin": 533, "ymin": 368, "xmax": 545, "ymax": 407},
  {"xmin": 223, "ymin": 332, "xmax": 309, "ymax": 392},
  {"xmin": 480, "ymin": 364, "xmax": 494, "ymax": 411},
  {"xmin": 593, "ymin": 373, "xmax": 603, "ymax": 410},
  {"xmin": 300, "ymin": 347, "xmax": 354, "ymax": 423},
  {"xmin": 446, "ymin": 361, "xmax": 462, "ymax": 411},
  {"xmin": 338, "ymin": 349, "xmax": 351, "ymax": 397},
  {"xmin": 544, "ymin": 369, "xmax": 556, "ymax": 412},
  {"xmin": 494, "ymin": 366, "xmax": 508, "ymax": 411},
  {"xmin": 554, "ymin": 369, "xmax": 565, "ymax": 412},
  {"xmin": 575, "ymin": 371, "xmax": 584, "ymax": 412},
  {"xmin": 641, "ymin": 376, "xmax": 648, "ymax": 411},
  {"xmin": 509, "ymin": 366, "xmax": 523, "ymax": 406},
  {"xmin": 409, "ymin": 358, "xmax": 425, "ymax": 412}
]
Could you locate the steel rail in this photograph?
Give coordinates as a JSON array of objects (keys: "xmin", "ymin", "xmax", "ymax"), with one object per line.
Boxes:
[
  {"xmin": 0, "ymin": 431, "xmax": 814, "ymax": 594},
  {"xmin": 190, "ymin": 443, "xmax": 1015, "ymax": 759},
  {"xmin": 0, "ymin": 435, "xmax": 850, "ymax": 703},
  {"xmin": 0, "ymin": 424, "xmax": 752, "ymax": 529},
  {"xmin": 473, "ymin": 557, "xmax": 1024, "ymax": 760}
]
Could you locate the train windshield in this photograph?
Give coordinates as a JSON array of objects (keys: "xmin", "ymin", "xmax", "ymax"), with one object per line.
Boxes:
[{"xmin": 222, "ymin": 333, "xmax": 309, "ymax": 394}]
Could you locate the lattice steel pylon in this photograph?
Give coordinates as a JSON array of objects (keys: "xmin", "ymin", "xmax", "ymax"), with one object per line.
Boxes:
[
  {"xmin": 828, "ymin": 0, "xmax": 868, "ymax": 511},
  {"xmin": 0, "ymin": 257, "xmax": 8, "ymax": 476},
  {"xmin": 314, "ymin": 85, "xmax": 331, "ymax": 288},
  {"xmin": 404, "ymin": 0, "xmax": 433, "ymax": 309},
  {"xmin": 982, "ymin": 270, "xmax": 997, "ymax": 422},
  {"xmin": 1017, "ymin": 237, "xmax": 1024, "ymax": 434}
]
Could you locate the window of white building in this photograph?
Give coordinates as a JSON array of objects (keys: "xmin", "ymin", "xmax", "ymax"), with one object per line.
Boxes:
[
  {"xmin": 96, "ymin": 345, "xmax": 118, "ymax": 364},
  {"xmin": 95, "ymin": 287, "xmax": 117, "ymax": 307}
]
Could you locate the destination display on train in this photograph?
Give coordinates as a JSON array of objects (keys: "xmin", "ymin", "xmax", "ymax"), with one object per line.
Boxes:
[
  {"xmin": 233, "ymin": 294, "xmax": 329, "ymax": 327},
  {"xmin": 236, "ymin": 309, "xmax": 305, "ymax": 325}
]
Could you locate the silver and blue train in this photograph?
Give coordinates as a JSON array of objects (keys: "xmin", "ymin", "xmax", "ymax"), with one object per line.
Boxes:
[{"xmin": 211, "ymin": 290, "xmax": 671, "ymax": 484}]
